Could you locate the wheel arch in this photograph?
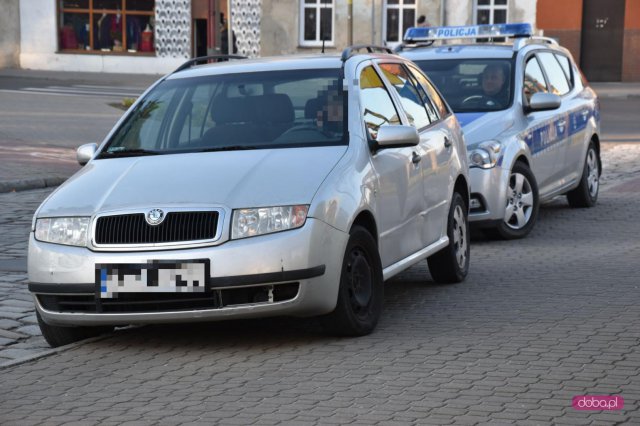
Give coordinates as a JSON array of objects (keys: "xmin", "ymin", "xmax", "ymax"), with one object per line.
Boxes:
[
  {"xmin": 453, "ymin": 174, "xmax": 470, "ymax": 209},
  {"xmin": 350, "ymin": 210, "xmax": 379, "ymax": 245}
]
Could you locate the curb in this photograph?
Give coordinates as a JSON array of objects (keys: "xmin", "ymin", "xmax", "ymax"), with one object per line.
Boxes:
[{"xmin": 0, "ymin": 176, "xmax": 68, "ymax": 194}]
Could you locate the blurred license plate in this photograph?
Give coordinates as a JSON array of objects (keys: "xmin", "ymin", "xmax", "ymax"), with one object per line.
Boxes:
[{"xmin": 96, "ymin": 260, "xmax": 209, "ymax": 299}]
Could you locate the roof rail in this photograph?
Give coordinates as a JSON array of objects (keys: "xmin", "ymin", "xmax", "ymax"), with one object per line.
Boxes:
[
  {"xmin": 341, "ymin": 45, "xmax": 394, "ymax": 62},
  {"xmin": 393, "ymin": 41, "xmax": 435, "ymax": 53},
  {"xmin": 173, "ymin": 55, "xmax": 248, "ymax": 73},
  {"xmin": 513, "ymin": 36, "xmax": 559, "ymax": 51}
]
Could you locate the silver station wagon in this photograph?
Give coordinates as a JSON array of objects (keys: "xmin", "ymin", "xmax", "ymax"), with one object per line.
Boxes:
[
  {"xmin": 400, "ymin": 24, "xmax": 601, "ymax": 239},
  {"xmin": 29, "ymin": 47, "xmax": 470, "ymax": 347}
]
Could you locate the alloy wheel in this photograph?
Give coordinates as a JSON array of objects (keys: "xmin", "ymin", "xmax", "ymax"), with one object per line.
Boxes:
[{"xmin": 504, "ymin": 172, "xmax": 534, "ymax": 230}]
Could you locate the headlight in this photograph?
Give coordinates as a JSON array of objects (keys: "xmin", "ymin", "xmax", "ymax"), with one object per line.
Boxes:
[
  {"xmin": 468, "ymin": 140, "xmax": 502, "ymax": 169},
  {"xmin": 231, "ymin": 205, "xmax": 309, "ymax": 240},
  {"xmin": 35, "ymin": 217, "xmax": 90, "ymax": 247}
]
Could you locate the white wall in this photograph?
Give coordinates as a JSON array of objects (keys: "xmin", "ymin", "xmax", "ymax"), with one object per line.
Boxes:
[{"xmin": 19, "ymin": 0, "xmax": 183, "ymax": 74}]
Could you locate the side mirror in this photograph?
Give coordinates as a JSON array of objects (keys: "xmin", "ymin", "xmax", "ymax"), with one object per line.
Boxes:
[
  {"xmin": 527, "ymin": 92, "xmax": 561, "ymax": 113},
  {"xmin": 76, "ymin": 143, "xmax": 98, "ymax": 166},
  {"xmin": 375, "ymin": 125, "xmax": 419, "ymax": 148}
]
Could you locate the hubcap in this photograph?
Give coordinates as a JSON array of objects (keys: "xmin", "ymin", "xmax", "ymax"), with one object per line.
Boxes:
[
  {"xmin": 504, "ymin": 172, "xmax": 534, "ymax": 230},
  {"xmin": 452, "ymin": 205, "xmax": 467, "ymax": 269},
  {"xmin": 346, "ymin": 248, "xmax": 372, "ymax": 315},
  {"xmin": 586, "ymin": 148, "xmax": 599, "ymax": 198}
]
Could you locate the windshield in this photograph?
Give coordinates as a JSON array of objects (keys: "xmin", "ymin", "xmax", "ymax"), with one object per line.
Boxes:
[
  {"xmin": 99, "ymin": 69, "xmax": 346, "ymax": 158},
  {"xmin": 414, "ymin": 59, "xmax": 514, "ymax": 112}
]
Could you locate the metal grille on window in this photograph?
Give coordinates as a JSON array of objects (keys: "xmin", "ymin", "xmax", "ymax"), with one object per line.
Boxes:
[{"xmin": 230, "ymin": 0, "xmax": 261, "ymax": 58}]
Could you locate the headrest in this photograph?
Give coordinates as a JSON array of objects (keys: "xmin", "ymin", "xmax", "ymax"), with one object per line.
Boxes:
[
  {"xmin": 304, "ymin": 97, "xmax": 323, "ymax": 119},
  {"xmin": 210, "ymin": 97, "xmax": 255, "ymax": 124},
  {"xmin": 257, "ymin": 94, "xmax": 294, "ymax": 123}
]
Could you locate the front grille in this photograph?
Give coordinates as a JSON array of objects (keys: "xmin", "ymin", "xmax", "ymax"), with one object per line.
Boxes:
[
  {"xmin": 94, "ymin": 211, "xmax": 219, "ymax": 245},
  {"xmin": 37, "ymin": 282, "xmax": 300, "ymax": 314}
]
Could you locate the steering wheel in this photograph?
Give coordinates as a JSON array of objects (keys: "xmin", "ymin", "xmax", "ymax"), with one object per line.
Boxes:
[
  {"xmin": 461, "ymin": 95, "xmax": 501, "ymax": 108},
  {"xmin": 277, "ymin": 124, "xmax": 332, "ymax": 139}
]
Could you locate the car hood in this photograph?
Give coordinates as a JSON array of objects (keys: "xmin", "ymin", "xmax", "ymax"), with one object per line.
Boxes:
[
  {"xmin": 38, "ymin": 147, "xmax": 347, "ymax": 217},
  {"xmin": 456, "ymin": 111, "xmax": 515, "ymax": 147}
]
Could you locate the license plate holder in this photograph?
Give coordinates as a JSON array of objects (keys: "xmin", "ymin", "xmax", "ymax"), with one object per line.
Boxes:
[{"xmin": 95, "ymin": 259, "xmax": 210, "ymax": 299}]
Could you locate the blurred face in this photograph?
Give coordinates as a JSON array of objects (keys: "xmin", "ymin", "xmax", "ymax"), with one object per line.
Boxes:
[
  {"xmin": 317, "ymin": 90, "xmax": 343, "ymax": 126},
  {"xmin": 482, "ymin": 66, "xmax": 505, "ymax": 96}
]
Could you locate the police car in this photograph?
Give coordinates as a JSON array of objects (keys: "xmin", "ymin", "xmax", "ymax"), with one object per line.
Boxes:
[{"xmin": 399, "ymin": 24, "xmax": 601, "ymax": 239}]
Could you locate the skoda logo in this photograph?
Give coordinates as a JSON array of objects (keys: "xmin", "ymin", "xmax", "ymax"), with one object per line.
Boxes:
[{"xmin": 146, "ymin": 209, "xmax": 165, "ymax": 226}]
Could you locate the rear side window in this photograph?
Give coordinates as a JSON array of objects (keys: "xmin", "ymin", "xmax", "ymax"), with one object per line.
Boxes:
[
  {"xmin": 418, "ymin": 74, "xmax": 449, "ymax": 118},
  {"xmin": 554, "ymin": 53, "xmax": 574, "ymax": 88},
  {"xmin": 359, "ymin": 66, "xmax": 401, "ymax": 140},
  {"xmin": 523, "ymin": 57, "xmax": 548, "ymax": 103},
  {"xmin": 379, "ymin": 63, "xmax": 431, "ymax": 130},
  {"xmin": 538, "ymin": 52, "xmax": 571, "ymax": 96},
  {"xmin": 407, "ymin": 65, "xmax": 440, "ymax": 123}
]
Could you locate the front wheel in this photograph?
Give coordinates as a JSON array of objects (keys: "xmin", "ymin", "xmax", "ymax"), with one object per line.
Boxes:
[
  {"xmin": 321, "ymin": 226, "xmax": 383, "ymax": 336},
  {"xmin": 427, "ymin": 192, "xmax": 470, "ymax": 284},
  {"xmin": 37, "ymin": 311, "xmax": 113, "ymax": 348},
  {"xmin": 490, "ymin": 161, "xmax": 540, "ymax": 240},
  {"xmin": 566, "ymin": 141, "xmax": 600, "ymax": 208}
]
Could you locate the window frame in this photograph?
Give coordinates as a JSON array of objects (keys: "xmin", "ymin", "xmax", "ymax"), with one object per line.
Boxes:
[
  {"xmin": 383, "ymin": 0, "xmax": 417, "ymax": 44},
  {"xmin": 57, "ymin": 0, "xmax": 156, "ymax": 55},
  {"xmin": 299, "ymin": 0, "xmax": 335, "ymax": 47},
  {"xmin": 553, "ymin": 53, "xmax": 575, "ymax": 91},
  {"xmin": 522, "ymin": 54, "xmax": 549, "ymax": 105},
  {"xmin": 358, "ymin": 63, "xmax": 403, "ymax": 144},
  {"xmin": 473, "ymin": 0, "xmax": 509, "ymax": 25}
]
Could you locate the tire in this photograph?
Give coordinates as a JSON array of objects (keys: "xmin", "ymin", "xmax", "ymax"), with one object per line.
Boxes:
[
  {"xmin": 490, "ymin": 161, "xmax": 540, "ymax": 240},
  {"xmin": 321, "ymin": 226, "xmax": 384, "ymax": 337},
  {"xmin": 427, "ymin": 192, "xmax": 470, "ymax": 284},
  {"xmin": 37, "ymin": 310, "xmax": 113, "ymax": 348},
  {"xmin": 567, "ymin": 141, "xmax": 600, "ymax": 208}
]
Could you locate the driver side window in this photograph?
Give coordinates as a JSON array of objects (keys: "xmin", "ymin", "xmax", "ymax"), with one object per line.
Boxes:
[
  {"xmin": 523, "ymin": 57, "xmax": 548, "ymax": 104},
  {"xmin": 359, "ymin": 66, "xmax": 401, "ymax": 140}
]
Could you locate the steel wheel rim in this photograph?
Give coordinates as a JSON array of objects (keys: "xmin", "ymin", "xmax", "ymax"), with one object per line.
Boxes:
[
  {"xmin": 587, "ymin": 149, "xmax": 599, "ymax": 198},
  {"xmin": 346, "ymin": 248, "xmax": 373, "ymax": 316},
  {"xmin": 504, "ymin": 172, "xmax": 534, "ymax": 230},
  {"xmin": 452, "ymin": 204, "xmax": 467, "ymax": 269}
]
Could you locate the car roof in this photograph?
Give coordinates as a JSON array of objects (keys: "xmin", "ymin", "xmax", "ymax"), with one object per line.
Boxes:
[{"xmin": 400, "ymin": 44, "xmax": 516, "ymax": 61}]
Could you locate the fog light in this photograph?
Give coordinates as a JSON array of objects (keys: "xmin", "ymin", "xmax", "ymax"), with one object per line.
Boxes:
[{"xmin": 470, "ymin": 197, "xmax": 482, "ymax": 210}]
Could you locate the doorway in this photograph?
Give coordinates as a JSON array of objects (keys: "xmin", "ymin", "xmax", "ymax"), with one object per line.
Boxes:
[{"xmin": 580, "ymin": 0, "xmax": 626, "ymax": 81}]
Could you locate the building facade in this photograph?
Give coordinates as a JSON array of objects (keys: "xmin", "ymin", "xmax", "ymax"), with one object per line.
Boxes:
[
  {"xmin": 10, "ymin": 0, "xmax": 637, "ymax": 81},
  {"xmin": 537, "ymin": 0, "xmax": 640, "ymax": 81}
]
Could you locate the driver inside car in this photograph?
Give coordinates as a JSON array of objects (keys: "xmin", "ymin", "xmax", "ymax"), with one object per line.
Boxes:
[
  {"xmin": 315, "ymin": 88, "xmax": 344, "ymax": 136},
  {"xmin": 479, "ymin": 63, "xmax": 508, "ymax": 108}
]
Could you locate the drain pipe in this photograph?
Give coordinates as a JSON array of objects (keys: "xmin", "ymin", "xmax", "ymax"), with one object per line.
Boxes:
[{"xmin": 441, "ymin": 0, "xmax": 446, "ymax": 25}]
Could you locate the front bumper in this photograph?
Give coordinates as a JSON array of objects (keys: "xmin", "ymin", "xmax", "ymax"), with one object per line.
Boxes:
[
  {"xmin": 468, "ymin": 165, "xmax": 510, "ymax": 224},
  {"xmin": 28, "ymin": 218, "xmax": 348, "ymax": 326}
]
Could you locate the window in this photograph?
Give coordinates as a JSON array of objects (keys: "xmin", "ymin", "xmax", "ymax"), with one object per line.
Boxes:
[
  {"xmin": 58, "ymin": 0, "xmax": 155, "ymax": 54},
  {"xmin": 475, "ymin": 0, "xmax": 508, "ymax": 25},
  {"xmin": 300, "ymin": 0, "xmax": 334, "ymax": 47},
  {"xmin": 379, "ymin": 64, "xmax": 430, "ymax": 129},
  {"xmin": 407, "ymin": 66, "xmax": 440, "ymax": 122},
  {"xmin": 538, "ymin": 52, "xmax": 571, "ymax": 96},
  {"xmin": 414, "ymin": 59, "xmax": 512, "ymax": 113},
  {"xmin": 103, "ymin": 69, "xmax": 347, "ymax": 156},
  {"xmin": 554, "ymin": 53, "xmax": 574, "ymax": 88},
  {"xmin": 384, "ymin": 0, "xmax": 416, "ymax": 44},
  {"xmin": 359, "ymin": 66, "xmax": 401, "ymax": 140},
  {"xmin": 523, "ymin": 57, "xmax": 548, "ymax": 103}
]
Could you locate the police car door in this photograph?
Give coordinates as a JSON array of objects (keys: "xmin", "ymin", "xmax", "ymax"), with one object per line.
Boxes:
[
  {"xmin": 378, "ymin": 62, "xmax": 450, "ymax": 247},
  {"xmin": 521, "ymin": 55, "xmax": 560, "ymax": 191},
  {"xmin": 359, "ymin": 64, "xmax": 427, "ymax": 267}
]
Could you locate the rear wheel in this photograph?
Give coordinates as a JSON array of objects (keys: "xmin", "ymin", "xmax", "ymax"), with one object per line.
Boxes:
[
  {"xmin": 321, "ymin": 226, "xmax": 383, "ymax": 336},
  {"xmin": 567, "ymin": 141, "xmax": 600, "ymax": 208},
  {"xmin": 490, "ymin": 161, "xmax": 539, "ymax": 240},
  {"xmin": 427, "ymin": 192, "xmax": 470, "ymax": 284},
  {"xmin": 37, "ymin": 311, "xmax": 113, "ymax": 348}
]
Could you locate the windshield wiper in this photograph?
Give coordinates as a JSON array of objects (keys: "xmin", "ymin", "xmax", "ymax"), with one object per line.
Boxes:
[
  {"xmin": 197, "ymin": 145, "xmax": 259, "ymax": 152},
  {"xmin": 97, "ymin": 148, "xmax": 162, "ymax": 158}
]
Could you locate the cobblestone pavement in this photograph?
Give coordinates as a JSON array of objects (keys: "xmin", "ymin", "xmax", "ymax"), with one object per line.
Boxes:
[{"xmin": 0, "ymin": 143, "xmax": 639, "ymax": 424}]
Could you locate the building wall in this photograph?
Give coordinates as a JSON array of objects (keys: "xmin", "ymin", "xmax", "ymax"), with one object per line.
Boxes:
[
  {"xmin": 623, "ymin": 0, "xmax": 640, "ymax": 81},
  {"xmin": 536, "ymin": 0, "xmax": 583, "ymax": 64},
  {"xmin": 0, "ymin": 0, "xmax": 21, "ymax": 68},
  {"xmin": 19, "ymin": 0, "xmax": 187, "ymax": 74}
]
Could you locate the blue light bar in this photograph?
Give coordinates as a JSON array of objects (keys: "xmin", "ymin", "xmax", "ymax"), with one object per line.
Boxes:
[{"xmin": 403, "ymin": 23, "xmax": 532, "ymax": 42}]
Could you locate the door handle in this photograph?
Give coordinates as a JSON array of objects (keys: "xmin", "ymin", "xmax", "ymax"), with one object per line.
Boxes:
[
  {"xmin": 411, "ymin": 152, "xmax": 421, "ymax": 164},
  {"xmin": 444, "ymin": 137, "xmax": 452, "ymax": 148}
]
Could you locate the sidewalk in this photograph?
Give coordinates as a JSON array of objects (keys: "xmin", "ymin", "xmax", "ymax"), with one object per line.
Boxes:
[{"xmin": 591, "ymin": 82, "xmax": 640, "ymax": 99}]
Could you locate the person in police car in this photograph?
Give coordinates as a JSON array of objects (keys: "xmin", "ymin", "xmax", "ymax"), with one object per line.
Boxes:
[{"xmin": 479, "ymin": 62, "xmax": 509, "ymax": 108}]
